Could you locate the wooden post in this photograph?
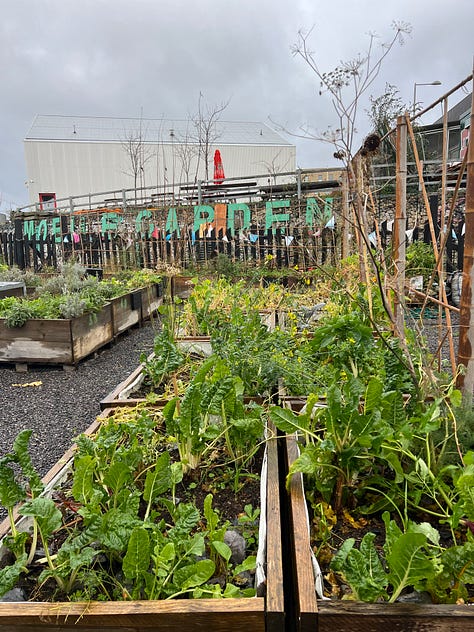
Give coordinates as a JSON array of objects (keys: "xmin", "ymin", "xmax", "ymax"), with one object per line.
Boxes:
[
  {"xmin": 457, "ymin": 79, "xmax": 474, "ymax": 396},
  {"xmin": 393, "ymin": 114, "xmax": 407, "ymax": 334},
  {"xmin": 341, "ymin": 172, "xmax": 350, "ymax": 259},
  {"xmin": 405, "ymin": 113, "xmax": 457, "ymax": 374}
]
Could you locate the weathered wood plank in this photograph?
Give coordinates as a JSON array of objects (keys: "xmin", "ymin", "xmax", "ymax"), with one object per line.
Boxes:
[
  {"xmin": 285, "ymin": 434, "xmax": 318, "ymax": 632},
  {"xmin": 316, "ymin": 601, "xmax": 474, "ymax": 632},
  {"xmin": 0, "ymin": 318, "xmax": 73, "ymax": 363},
  {"xmin": 0, "ymin": 319, "xmax": 71, "ymax": 343},
  {"xmin": 0, "ymin": 599, "xmax": 265, "ymax": 631},
  {"xmin": 140, "ymin": 285, "xmax": 163, "ymax": 320},
  {"xmin": 71, "ymin": 306, "xmax": 114, "ymax": 362},
  {"xmin": 265, "ymin": 425, "xmax": 285, "ymax": 632},
  {"xmin": 110, "ymin": 295, "xmax": 140, "ymax": 336}
]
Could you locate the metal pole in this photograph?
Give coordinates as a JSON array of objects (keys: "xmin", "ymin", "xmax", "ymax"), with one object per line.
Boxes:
[
  {"xmin": 394, "ymin": 114, "xmax": 407, "ymax": 334},
  {"xmin": 457, "ymin": 71, "xmax": 474, "ymax": 397}
]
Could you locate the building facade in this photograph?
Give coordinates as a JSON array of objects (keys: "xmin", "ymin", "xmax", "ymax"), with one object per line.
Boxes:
[{"xmin": 24, "ymin": 115, "xmax": 296, "ymax": 209}]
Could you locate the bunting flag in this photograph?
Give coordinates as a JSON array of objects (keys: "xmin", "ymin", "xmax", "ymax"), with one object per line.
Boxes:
[
  {"xmin": 284, "ymin": 235, "xmax": 294, "ymax": 246},
  {"xmin": 249, "ymin": 233, "xmax": 259, "ymax": 243}
]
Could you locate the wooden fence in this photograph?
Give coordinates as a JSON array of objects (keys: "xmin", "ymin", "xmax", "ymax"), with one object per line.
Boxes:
[{"xmin": 0, "ymin": 195, "xmax": 465, "ymax": 273}]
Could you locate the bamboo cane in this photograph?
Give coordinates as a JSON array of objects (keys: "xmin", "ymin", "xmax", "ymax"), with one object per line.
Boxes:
[{"xmin": 405, "ymin": 113, "xmax": 457, "ymax": 375}]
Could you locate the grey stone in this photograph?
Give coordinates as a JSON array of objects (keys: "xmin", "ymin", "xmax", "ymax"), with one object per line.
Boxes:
[
  {"xmin": 0, "ymin": 587, "xmax": 26, "ymax": 602},
  {"xmin": 224, "ymin": 529, "xmax": 246, "ymax": 564},
  {"xmin": 397, "ymin": 590, "xmax": 433, "ymax": 604}
]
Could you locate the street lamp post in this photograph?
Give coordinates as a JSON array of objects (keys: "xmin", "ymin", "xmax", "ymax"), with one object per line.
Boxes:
[{"xmin": 412, "ymin": 81, "xmax": 442, "ymax": 118}]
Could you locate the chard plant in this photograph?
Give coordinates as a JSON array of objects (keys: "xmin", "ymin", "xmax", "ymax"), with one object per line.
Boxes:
[
  {"xmin": 330, "ymin": 511, "xmax": 474, "ymax": 604},
  {"xmin": 0, "ymin": 403, "xmax": 261, "ymax": 601}
]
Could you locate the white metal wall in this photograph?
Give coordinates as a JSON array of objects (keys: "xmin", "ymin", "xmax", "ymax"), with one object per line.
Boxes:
[{"xmin": 24, "ymin": 140, "xmax": 296, "ymax": 204}]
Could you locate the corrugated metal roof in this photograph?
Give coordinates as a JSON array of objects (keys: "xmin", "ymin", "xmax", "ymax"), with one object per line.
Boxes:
[{"xmin": 25, "ymin": 115, "xmax": 293, "ymax": 146}]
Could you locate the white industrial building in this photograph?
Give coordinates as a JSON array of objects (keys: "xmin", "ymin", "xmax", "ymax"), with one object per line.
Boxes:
[{"xmin": 23, "ymin": 115, "xmax": 296, "ymax": 208}]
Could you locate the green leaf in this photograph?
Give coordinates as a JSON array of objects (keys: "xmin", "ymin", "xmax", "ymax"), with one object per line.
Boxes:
[
  {"xmin": 171, "ymin": 503, "xmax": 200, "ymax": 539},
  {"xmin": 364, "ymin": 378, "xmax": 383, "ymax": 413},
  {"xmin": 455, "ymin": 464, "xmax": 474, "ymax": 521},
  {"xmin": 12, "ymin": 430, "xmax": 43, "ymax": 496},
  {"xmin": 386, "ymin": 531, "xmax": 436, "ymax": 602},
  {"xmin": 123, "ymin": 526, "xmax": 151, "ymax": 580},
  {"xmin": 170, "ymin": 461, "xmax": 184, "ymax": 487},
  {"xmin": 0, "ymin": 554, "xmax": 27, "ymax": 597},
  {"xmin": 100, "ymin": 508, "xmax": 140, "ymax": 551},
  {"xmin": 211, "ymin": 540, "xmax": 232, "ymax": 563},
  {"xmin": 143, "ymin": 452, "xmax": 171, "ymax": 504},
  {"xmin": 67, "ymin": 546, "xmax": 97, "ymax": 571},
  {"xmin": 0, "ymin": 457, "xmax": 26, "ymax": 509},
  {"xmin": 103, "ymin": 460, "xmax": 133, "ymax": 494},
  {"xmin": 223, "ymin": 583, "xmax": 241, "ymax": 598},
  {"xmin": 269, "ymin": 405, "xmax": 305, "ymax": 435},
  {"xmin": 203, "ymin": 494, "xmax": 219, "ymax": 532},
  {"xmin": 173, "ymin": 559, "xmax": 215, "ymax": 590},
  {"xmin": 72, "ymin": 455, "xmax": 96, "ymax": 504},
  {"xmin": 330, "ymin": 538, "xmax": 355, "ymax": 572},
  {"xmin": 234, "ymin": 555, "xmax": 257, "ymax": 575},
  {"xmin": 19, "ymin": 497, "xmax": 62, "ymax": 540}
]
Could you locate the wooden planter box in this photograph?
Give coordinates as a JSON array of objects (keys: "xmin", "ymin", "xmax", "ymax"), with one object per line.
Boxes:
[
  {"xmin": 171, "ymin": 275, "xmax": 194, "ymax": 298},
  {"xmin": 0, "ymin": 286, "xmax": 163, "ymax": 368},
  {"xmin": 0, "ymin": 304, "xmax": 114, "ymax": 368},
  {"xmin": 140, "ymin": 283, "xmax": 164, "ymax": 320},
  {"xmin": 0, "ymin": 413, "xmax": 285, "ymax": 632},
  {"xmin": 100, "ymin": 337, "xmax": 211, "ymax": 410},
  {"xmin": 284, "ymin": 434, "xmax": 474, "ymax": 632},
  {"xmin": 110, "ymin": 293, "xmax": 142, "ymax": 336}
]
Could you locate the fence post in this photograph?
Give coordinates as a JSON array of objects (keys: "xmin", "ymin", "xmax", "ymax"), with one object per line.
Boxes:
[
  {"xmin": 457, "ymin": 80, "xmax": 474, "ymax": 397},
  {"xmin": 198, "ymin": 180, "xmax": 202, "ymax": 205},
  {"xmin": 296, "ymin": 169, "xmax": 302, "ymax": 200},
  {"xmin": 393, "ymin": 114, "xmax": 407, "ymax": 335}
]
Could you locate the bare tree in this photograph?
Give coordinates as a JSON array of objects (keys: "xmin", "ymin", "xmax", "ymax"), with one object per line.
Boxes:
[
  {"xmin": 191, "ymin": 93, "xmax": 231, "ymax": 181},
  {"xmin": 291, "ymin": 22, "xmax": 411, "ymax": 164},
  {"xmin": 173, "ymin": 123, "xmax": 199, "ymax": 185},
  {"xmin": 121, "ymin": 113, "xmax": 154, "ymax": 203},
  {"xmin": 258, "ymin": 147, "xmax": 293, "ymax": 183}
]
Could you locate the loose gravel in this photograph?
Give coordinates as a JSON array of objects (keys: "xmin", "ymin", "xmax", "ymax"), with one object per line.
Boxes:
[{"xmin": 0, "ymin": 319, "xmax": 161, "ymax": 520}]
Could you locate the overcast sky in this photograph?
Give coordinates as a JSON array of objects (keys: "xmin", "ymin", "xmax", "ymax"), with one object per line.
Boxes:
[{"xmin": 1, "ymin": 0, "xmax": 472, "ymax": 212}]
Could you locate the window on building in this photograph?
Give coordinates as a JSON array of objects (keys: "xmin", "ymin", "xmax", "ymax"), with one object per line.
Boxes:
[{"xmin": 39, "ymin": 193, "xmax": 57, "ymax": 211}]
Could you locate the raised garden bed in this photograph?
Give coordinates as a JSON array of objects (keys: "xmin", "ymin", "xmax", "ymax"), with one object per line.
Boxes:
[
  {"xmin": 283, "ymin": 433, "xmax": 474, "ymax": 632},
  {"xmin": 0, "ymin": 286, "xmax": 163, "ymax": 369},
  {"xmin": 0, "ymin": 304, "xmax": 114, "ymax": 369},
  {"xmin": 0, "ymin": 410, "xmax": 285, "ymax": 631}
]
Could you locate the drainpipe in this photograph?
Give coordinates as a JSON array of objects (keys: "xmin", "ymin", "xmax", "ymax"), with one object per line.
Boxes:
[{"xmin": 457, "ymin": 75, "xmax": 474, "ymax": 397}]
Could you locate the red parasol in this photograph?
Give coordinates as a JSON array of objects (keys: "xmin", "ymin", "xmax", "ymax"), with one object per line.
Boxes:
[{"xmin": 213, "ymin": 149, "xmax": 225, "ymax": 184}]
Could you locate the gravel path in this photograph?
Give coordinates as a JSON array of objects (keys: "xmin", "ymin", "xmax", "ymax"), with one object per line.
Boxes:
[{"xmin": 0, "ymin": 320, "xmax": 160, "ymax": 520}]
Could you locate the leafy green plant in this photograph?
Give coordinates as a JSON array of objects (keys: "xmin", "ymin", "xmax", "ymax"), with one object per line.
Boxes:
[
  {"xmin": 271, "ymin": 376, "xmax": 409, "ymax": 512},
  {"xmin": 330, "ymin": 510, "xmax": 474, "ymax": 604},
  {"xmin": 0, "ymin": 403, "xmax": 262, "ymax": 601},
  {"xmin": 59, "ymin": 294, "xmax": 87, "ymax": 319},
  {"xmin": 405, "ymin": 241, "xmax": 436, "ymax": 286},
  {"xmin": 3, "ymin": 301, "xmax": 35, "ymax": 328}
]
